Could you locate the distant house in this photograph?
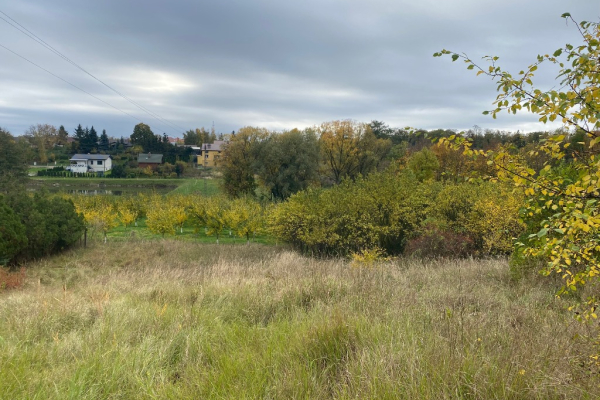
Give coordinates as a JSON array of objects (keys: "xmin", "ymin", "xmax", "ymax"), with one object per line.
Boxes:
[
  {"xmin": 109, "ymin": 138, "xmax": 133, "ymax": 150},
  {"xmin": 138, "ymin": 153, "xmax": 163, "ymax": 170},
  {"xmin": 198, "ymin": 140, "xmax": 226, "ymax": 167},
  {"xmin": 68, "ymin": 154, "xmax": 112, "ymax": 175},
  {"xmin": 167, "ymin": 136, "xmax": 183, "ymax": 145}
]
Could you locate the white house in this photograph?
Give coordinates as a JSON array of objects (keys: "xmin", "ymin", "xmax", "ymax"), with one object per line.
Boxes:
[{"xmin": 68, "ymin": 154, "xmax": 112, "ymax": 174}]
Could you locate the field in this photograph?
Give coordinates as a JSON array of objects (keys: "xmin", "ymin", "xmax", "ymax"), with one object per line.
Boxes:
[{"xmin": 1, "ymin": 241, "xmax": 599, "ymax": 399}]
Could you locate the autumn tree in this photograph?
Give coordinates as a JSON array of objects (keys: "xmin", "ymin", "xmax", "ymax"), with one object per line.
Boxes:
[
  {"xmin": 203, "ymin": 196, "xmax": 229, "ymax": 244},
  {"xmin": 252, "ymin": 128, "xmax": 320, "ymax": 200},
  {"xmin": 183, "ymin": 127, "xmax": 216, "ymax": 145},
  {"xmin": 25, "ymin": 124, "xmax": 58, "ymax": 163},
  {"xmin": 319, "ymin": 120, "xmax": 362, "ymax": 184},
  {"xmin": 146, "ymin": 196, "xmax": 177, "ymax": 237},
  {"xmin": 225, "ymin": 197, "xmax": 263, "ymax": 243},
  {"xmin": 221, "ymin": 127, "xmax": 267, "ymax": 197},
  {"xmin": 407, "ymin": 148, "xmax": 440, "ymax": 182},
  {"xmin": 435, "ymin": 14, "xmax": 600, "ymax": 318},
  {"xmin": 319, "ymin": 120, "xmax": 391, "ymax": 184},
  {"xmin": 116, "ymin": 197, "xmax": 140, "ymax": 228}
]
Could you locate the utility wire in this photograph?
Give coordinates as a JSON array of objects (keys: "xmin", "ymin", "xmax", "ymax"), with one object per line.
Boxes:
[
  {"xmin": 0, "ymin": 10, "xmax": 188, "ymax": 135},
  {"xmin": 0, "ymin": 43, "xmax": 143, "ymax": 123}
]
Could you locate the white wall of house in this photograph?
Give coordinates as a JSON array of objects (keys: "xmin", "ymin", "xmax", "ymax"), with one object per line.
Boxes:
[
  {"xmin": 69, "ymin": 161, "xmax": 89, "ymax": 173},
  {"xmin": 69, "ymin": 158, "xmax": 112, "ymax": 173},
  {"xmin": 90, "ymin": 158, "xmax": 111, "ymax": 173}
]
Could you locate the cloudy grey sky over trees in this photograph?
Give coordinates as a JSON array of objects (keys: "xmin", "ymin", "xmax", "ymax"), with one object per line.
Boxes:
[{"xmin": 0, "ymin": 0, "xmax": 597, "ymax": 137}]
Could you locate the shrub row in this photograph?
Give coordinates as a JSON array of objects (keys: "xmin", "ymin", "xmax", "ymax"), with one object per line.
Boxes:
[
  {"xmin": 37, "ymin": 170, "xmax": 104, "ymax": 178},
  {"xmin": 270, "ymin": 170, "xmax": 524, "ymax": 257}
]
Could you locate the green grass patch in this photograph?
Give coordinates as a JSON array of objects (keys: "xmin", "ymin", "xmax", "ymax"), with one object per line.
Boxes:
[
  {"xmin": 30, "ymin": 177, "xmax": 185, "ymax": 187},
  {"xmin": 168, "ymin": 178, "xmax": 222, "ymax": 196},
  {"xmin": 104, "ymin": 217, "xmax": 275, "ymax": 245}
]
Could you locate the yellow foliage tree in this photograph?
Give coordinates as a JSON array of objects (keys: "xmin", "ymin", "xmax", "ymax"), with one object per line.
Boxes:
[
  {"xmin": 226, "ymin": 198, "xmax": 264, "ymax": 244},
  {"xmin": 435, "ymin": 14, "xmax": 600, "ymax": 319}
]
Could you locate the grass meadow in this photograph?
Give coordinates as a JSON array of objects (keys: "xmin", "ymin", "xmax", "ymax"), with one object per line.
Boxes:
[{"xmin": 1, "ymin": 241, "xmax": 599, "ymax": 399}]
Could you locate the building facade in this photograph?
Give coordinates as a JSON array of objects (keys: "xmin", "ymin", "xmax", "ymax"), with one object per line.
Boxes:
[
  {"xmin": 138, "ymin": 153, "xmax": 163, "ymax": 170},
  {"xmin": 198, "ymin": 140, "xmax": 226, "ymax": 167},
  {"xmin": 68, "ymin": 154, "xmax": 112, "ymax": 174}
]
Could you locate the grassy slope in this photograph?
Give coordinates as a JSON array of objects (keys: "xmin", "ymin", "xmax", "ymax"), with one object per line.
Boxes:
[
  {"xmin": 0, "ymin": 242, "xmax": 598, "ymax": 399},
  {"xmin": 168, "ymin": 178, "xmax": 221, "ymax": 196}
]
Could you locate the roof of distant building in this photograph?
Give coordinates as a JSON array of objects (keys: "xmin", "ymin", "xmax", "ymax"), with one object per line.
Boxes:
[
  {"xmin": 137, "ymin": 153, "xmax": 163, "ymax": 164},
  {"xmin": 201, "ymin": 140, "xmax": 226, "ymax": 151},
  {"xmin": 168, "ymin": 136, "xmax": 183, "ymax": 144},
  {"xmin": 70, "ymin": 154, "xmax": 111, "ymax": 160}
]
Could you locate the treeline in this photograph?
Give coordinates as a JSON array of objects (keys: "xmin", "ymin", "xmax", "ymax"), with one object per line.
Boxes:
[
  {"xmin": 129, "ymin": 123, "xmax": 195, "ymax": 164},
  {"xmin": 219, "ymin": 120, "xmax": 566, "ymax": 200},
  {"xmin": 182, "ymin": 127, "xmax": 219, "ymax": 146}
]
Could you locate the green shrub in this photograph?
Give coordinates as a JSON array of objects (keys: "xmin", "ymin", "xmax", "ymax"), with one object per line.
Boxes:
[
  {"xmin": 5, "ymin": 191, "xmax": 85, "ymax": 261},
  {"xmin": 269, "ymin": 171, "xmax": 439, "ymax": 256},
  {"xmin": 426, "ymin": 182, "xmax": 525, "ymax": 256},
  {"xmin": 0, "ymin": 198, "xmax": 27, "ymax": 265}
]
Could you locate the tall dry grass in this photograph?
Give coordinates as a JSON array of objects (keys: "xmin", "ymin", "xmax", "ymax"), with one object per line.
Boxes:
[{"xmin": 0, "ymin": 241, "xmax": 598, "ymax": 399}]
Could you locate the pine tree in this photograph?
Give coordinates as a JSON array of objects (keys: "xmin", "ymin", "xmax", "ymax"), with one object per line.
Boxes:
[
  {"xmin": 57, "ymin": 125, "xmax": 69, "ymax": 146},
  {"xmin": 88, "ymin": 126, "xmax": 99, "ymax": 152},
  {"xmin": 73, "ymin": 124, "xmax": 84, "ymax": 153},
  {"xmin": 74, "ymin": 124, "xmax": 85, "ymax": 140},
  {"xmin": 99, "ymin": 129, "xmax": 109, "ymax": 151}
]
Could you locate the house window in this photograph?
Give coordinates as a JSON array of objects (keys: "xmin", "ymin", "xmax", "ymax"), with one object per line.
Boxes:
[{"xmin": 97, "ymin": 160, "xmax": 103, "ymax": 165}]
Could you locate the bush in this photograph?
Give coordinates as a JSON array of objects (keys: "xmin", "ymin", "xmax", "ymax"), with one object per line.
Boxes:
[
  {"xmin": 269, "ymin": 171, "xmax": 439, "ymax": 256},
  {"xmin": 425, "ymin": 182, "xmax": 525, "ymax": 256},
  {"xmin": 0, "ymin": 199, "xmax": 27, "ymax": 265},
  {"xmin": 404, "ymin": 223, "xmax": 474, "ymax": 258},
  {"xmin": 110, "ymin": 164, "xmax": 127, "ymax": 178},
  {"xmin": 5, "ymin": 191, "xmax": 85, "ymax": 261}
]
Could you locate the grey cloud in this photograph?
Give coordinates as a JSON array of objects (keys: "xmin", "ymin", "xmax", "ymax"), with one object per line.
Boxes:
[{"xmin": 0, "ymin": 0, "xmax": 597, "ymax": 137}]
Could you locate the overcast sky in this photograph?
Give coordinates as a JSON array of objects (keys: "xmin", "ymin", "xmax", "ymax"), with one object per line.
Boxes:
[{"xmin": 0, "ymin": 1, "xmax": 598, "ymax": 138}]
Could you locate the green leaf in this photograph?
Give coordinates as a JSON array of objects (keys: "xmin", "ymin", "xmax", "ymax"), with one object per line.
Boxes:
[
  {"xmin": 537, "ymin": 228, "xmax": 549, "ymax": 237},
  {"xmin": 553, "ymin": 49, "xmax": 563, "ymax": 57},
  {"xmin": 451, "ymin": 54, "xmax": 459, "ymax": 62},
  {"xmin": 561, "ymin": 12, "xmax": 571, "ymax": 18}
]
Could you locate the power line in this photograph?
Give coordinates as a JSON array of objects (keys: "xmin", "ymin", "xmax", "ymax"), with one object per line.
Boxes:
[
  {"xmin": 0, "ymin": 9, "xmax": 188, "ymax": 135},
  {"xmin": 0, "ymin": 42, "xmax": 143, "ymax": 123}
]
